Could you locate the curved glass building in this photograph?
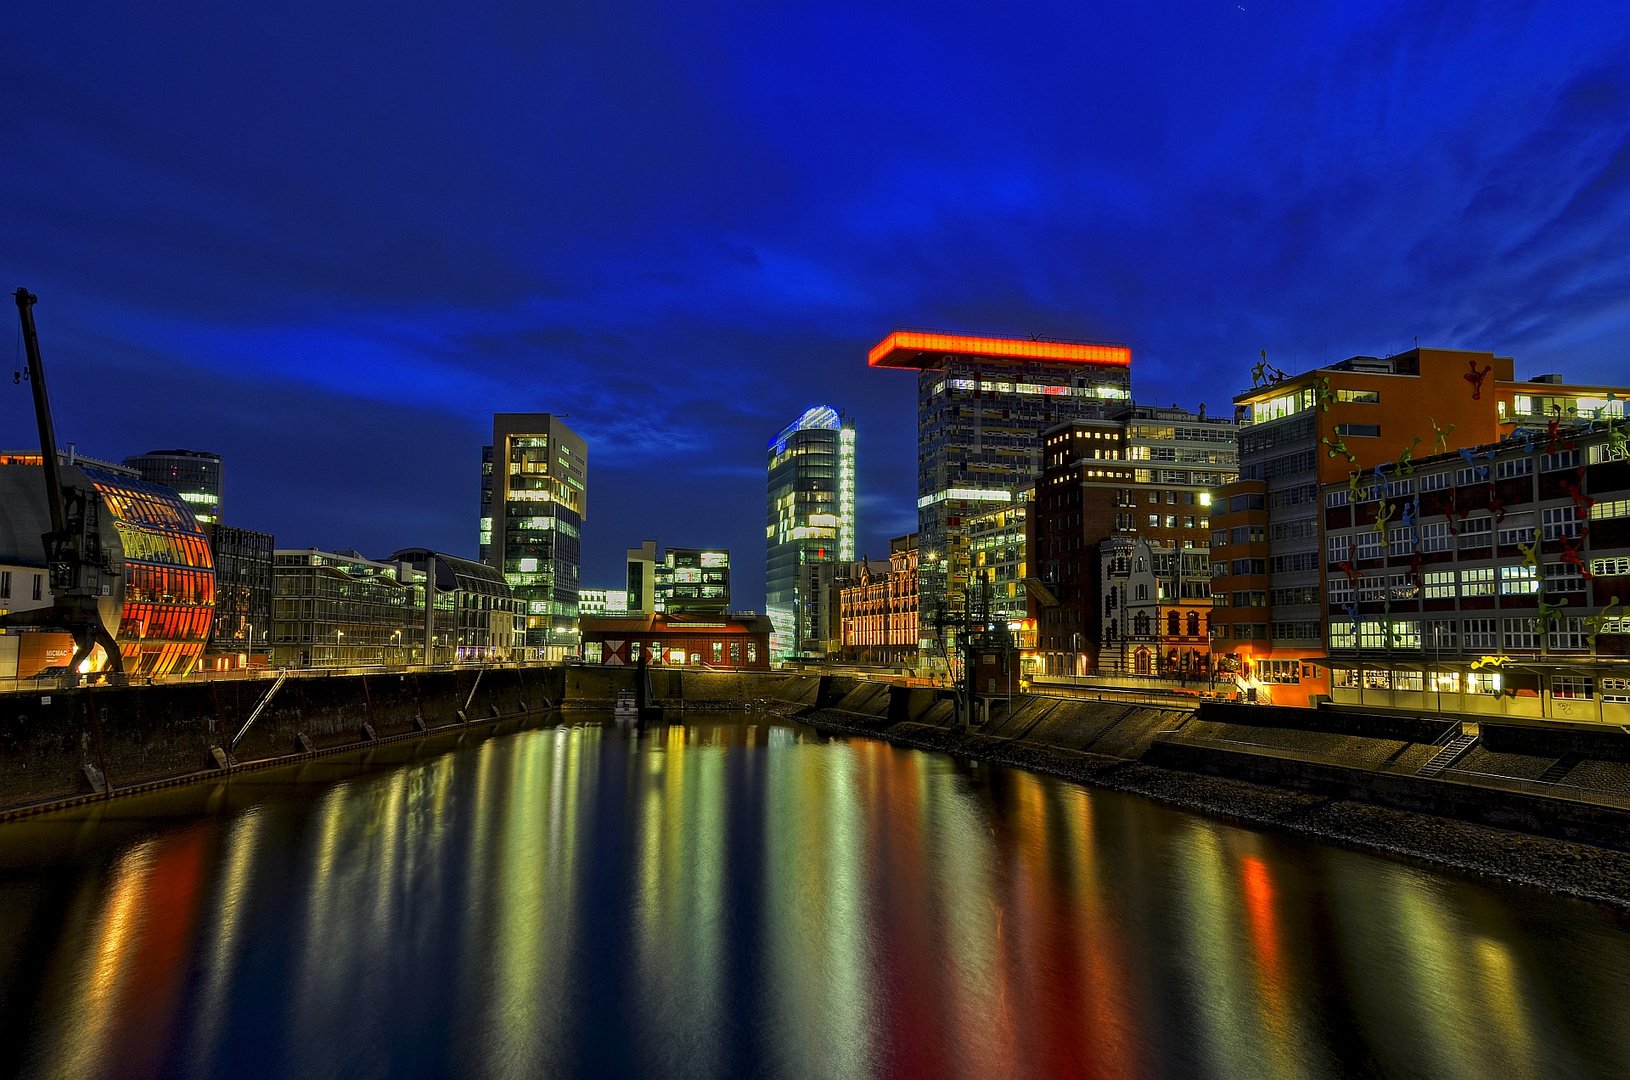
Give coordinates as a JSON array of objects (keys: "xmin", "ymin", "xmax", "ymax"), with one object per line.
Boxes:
[
  {"xmin": 0, "ymin": 455, "xmax": 215, "ymax": 677},
  {"xmin": 766, "ymin": 406, "xmax": 855, "ymax": 660}
]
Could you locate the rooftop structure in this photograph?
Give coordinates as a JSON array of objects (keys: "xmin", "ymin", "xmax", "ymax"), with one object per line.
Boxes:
[
  {"xmin": 869, "ymin": 327, "xmax": 1133, "ymax": 668},
  {"xmin": 868, "ymin": 328, "xmax": 1131, "ymax": 369}
]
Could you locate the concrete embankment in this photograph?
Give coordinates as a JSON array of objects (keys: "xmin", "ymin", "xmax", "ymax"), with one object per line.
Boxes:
[
  {"xmin": 794, "ymin": 675, "xmax": 1630, "ymax": 908},
  {"xmin": 11, "ymin": 665, "xmax": 1630, "ymax": 906},
  {"xmin": 0, "ymin": 666, "xmax": 566, "ymax": 818}
]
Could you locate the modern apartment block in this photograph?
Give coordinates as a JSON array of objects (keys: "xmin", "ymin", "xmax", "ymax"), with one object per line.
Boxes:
[
  {"xmin": 1030, "ymin": 405, "xmax": 1237, "ymax": 677},
  {"xmin": 766, "ymin": 405, "xmax": 856, "ymax": 658},
  {"xmin": 660, "ymin": 548, "xmax": 731, "ymax": 615},
  {"xmin": 123, "ymin": 449, "xmax": 223, "ymax": 524},
  {"xmin": 1210, "ymin": 347, "xmax": 1628, "ymax": 706},
  {"xmin": 868, "ymin": 329, "xmax": 1132, "ymax": 659},
  {"xmin": 271, "ymin": 549, "xmax": 417, "ymax": 668},
  {"xmin": 1321, "ymin": 421, "xmax": 1629, "ymax": 723},
  {"xmin": 624, "ymin": 541, "xmax": 730, "ymax": 615},
  {"xmin": 479, "ymin": 413, "xmax": 586, "ymax": 660}
]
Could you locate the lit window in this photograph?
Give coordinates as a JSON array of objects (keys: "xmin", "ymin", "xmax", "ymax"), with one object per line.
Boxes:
[
  {"xmin": 1552, "ymin": 675, "xmax": 1592, "ymax": 699},
  {"xmin": 1499, "ymin": 565, "xmax": 1538, "ymax": 595}
]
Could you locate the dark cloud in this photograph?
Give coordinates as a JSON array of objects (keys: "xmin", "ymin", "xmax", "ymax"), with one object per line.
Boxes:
[{"xmin": 3, "ymin": 1, "xmax": 1628, "ymax": 608}]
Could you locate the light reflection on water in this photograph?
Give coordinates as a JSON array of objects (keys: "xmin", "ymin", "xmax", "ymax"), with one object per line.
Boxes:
[{"xmin": 1, "ymin": 716, "xmax": 1628, "ymax": 1079}]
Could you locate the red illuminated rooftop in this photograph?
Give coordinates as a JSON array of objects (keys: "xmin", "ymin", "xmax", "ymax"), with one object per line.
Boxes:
[{"xmin": 868, "ymin": 327, "xmax": 1131, "ymax": 369}]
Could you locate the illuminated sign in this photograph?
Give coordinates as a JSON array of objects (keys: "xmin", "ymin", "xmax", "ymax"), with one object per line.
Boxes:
[{"xmin": 869, "ymin": 330, "xmax": 1131, "ymax": 369}]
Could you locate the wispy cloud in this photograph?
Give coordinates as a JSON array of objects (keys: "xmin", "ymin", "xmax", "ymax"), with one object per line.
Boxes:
[{"xmin": 3, "ymin": 1, "xmax": 1629, "ymax": 603}]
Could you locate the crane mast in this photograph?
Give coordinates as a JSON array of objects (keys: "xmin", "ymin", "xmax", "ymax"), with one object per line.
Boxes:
[{"xmin": 4, "ymin": 288, "xmax": 127, "ymax": 686}]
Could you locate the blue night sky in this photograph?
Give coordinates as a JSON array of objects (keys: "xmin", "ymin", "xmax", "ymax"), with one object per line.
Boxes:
[{"xmin": 4, "ymin": 2, "xmax": 1629, "ymax": 609}]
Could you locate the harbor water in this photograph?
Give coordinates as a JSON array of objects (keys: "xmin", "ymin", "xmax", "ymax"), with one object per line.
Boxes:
[{"xmin": 2, "ymin": 715, "xmax": 1628, "ymax": 1079}]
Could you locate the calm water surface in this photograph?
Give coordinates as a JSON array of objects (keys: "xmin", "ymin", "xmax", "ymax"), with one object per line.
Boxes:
[{"xmin": 2, "ymin": 715, "xmax": 1628, "ymax": 1080}]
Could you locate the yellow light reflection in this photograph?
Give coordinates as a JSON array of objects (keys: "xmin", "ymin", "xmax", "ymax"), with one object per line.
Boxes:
[
  {"xmin": 630, "ymin": 722, "xmax": 728, "ymax": 1075},
  {"xmin": 30, "ymin": 839, "xmax": 157, "ymax": 1080},
  {"xmin": 763, "ymin": 731, "xmax": 877, "ymax": 1079},
  {"xmin": 186, "ymin": 809, "xmax": 264, "ymax": 1076}
]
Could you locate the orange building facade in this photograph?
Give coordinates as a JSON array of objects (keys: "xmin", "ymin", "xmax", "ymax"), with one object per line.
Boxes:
[{"xmin": 1210, "ymin": 347, "xmax": 1628, "ymax": 707}]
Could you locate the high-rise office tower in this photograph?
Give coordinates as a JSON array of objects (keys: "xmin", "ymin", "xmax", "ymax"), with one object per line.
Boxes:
[
  {"xmin": 868, "ymin": 329, "xmax": 1131, "ymax": 656},
  {"xmin": 123, "ymin": 449, "xmax": 223, "ymax": 524},
  {"xmin": 479, "ymin": 413, "xmax": 587, "ymax": 660},
  {"xmin": 766, "ymin": 405, "xmax": 856, "ymax": 659}
]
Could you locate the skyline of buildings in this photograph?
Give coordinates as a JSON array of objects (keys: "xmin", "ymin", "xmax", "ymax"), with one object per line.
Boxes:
[{"xmin": 3, "ymin": 324, "xmax": 1628, "ymax": 725}]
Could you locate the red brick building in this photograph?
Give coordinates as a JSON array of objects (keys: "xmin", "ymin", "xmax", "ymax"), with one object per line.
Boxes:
[{"xmin": 580, "ymin": 612, "xmax": 772, "ymax": 670}]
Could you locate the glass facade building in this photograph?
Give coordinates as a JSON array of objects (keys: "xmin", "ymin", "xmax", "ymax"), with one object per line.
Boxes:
[
  {"xmin": 271, "ymin": 549, "xmax": 417, "ymax": 668},
  {"xmin": 207, "ymin": 524, "xmax": 274, "ymax": 661},
  {"xmin": 123, "ymin": 449, "xmax": 223, "ymax": 524},
  {"xmin": 868, "ymin": 329, "xmax": 1131, "ymax": 659},
  {"xmin": 479, "ymin": 414, "xmax": 587, "ymax": 660},
  {"xmin": 968, "ymin": 488, "xmax": 1032, "ymax": 629},
  {"xmin": 766, "ymin": 405, "xmax": 856, "ymax": 659}
]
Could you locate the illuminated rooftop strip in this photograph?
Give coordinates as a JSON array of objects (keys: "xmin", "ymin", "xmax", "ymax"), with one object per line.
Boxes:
[
  {"xmin": 917, "ymin": 488, "xmax": 1013, "ymax": 509},
  {"xmin": 943, "ymin": 377, "xmax": 1129, "ymax": 399},
  {"xmin": 869, "ymin": 329, "xmax": 1131, "ymax": 368}
]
